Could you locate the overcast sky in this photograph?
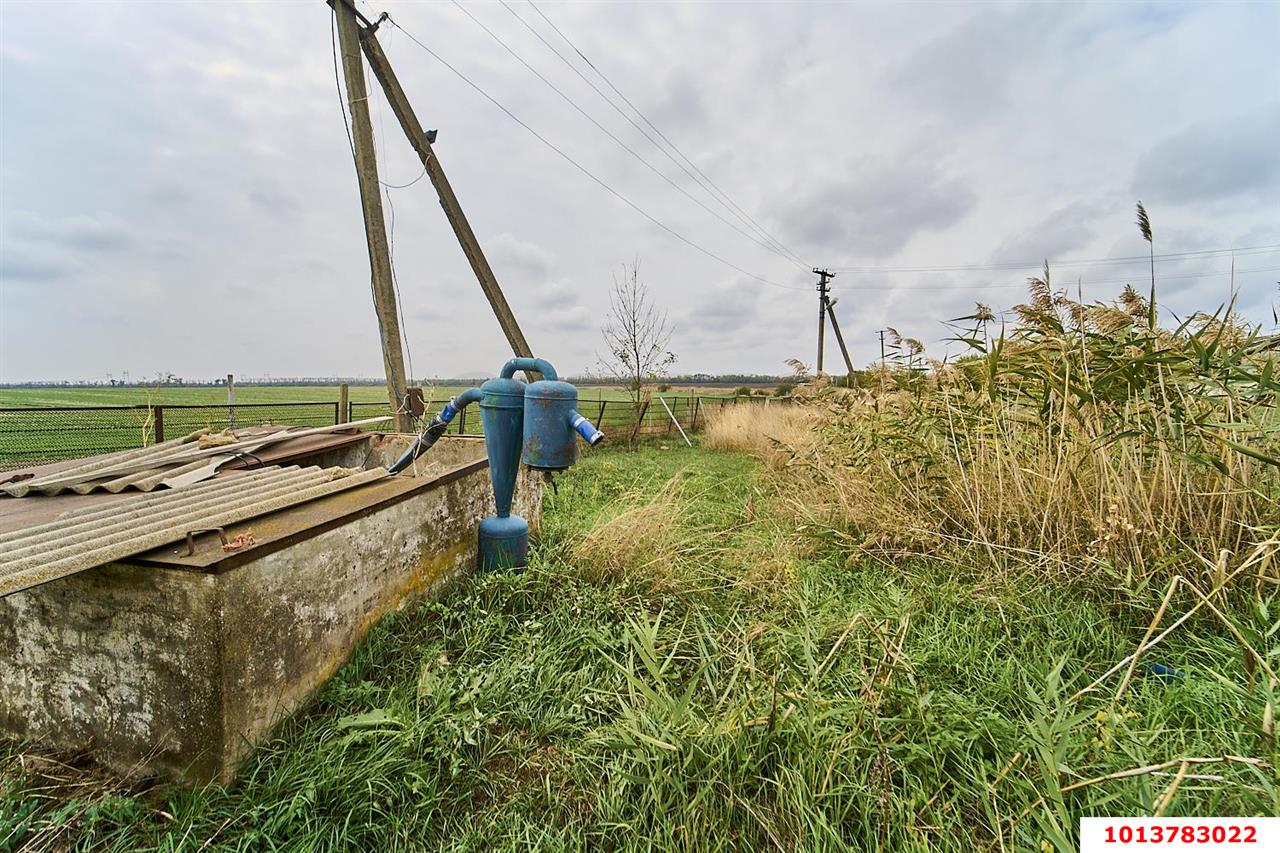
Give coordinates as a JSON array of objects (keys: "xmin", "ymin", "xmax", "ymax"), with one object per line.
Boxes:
[{"xmin": 1, "ymin": 0, "xmax": 1277, "ymax": 383}]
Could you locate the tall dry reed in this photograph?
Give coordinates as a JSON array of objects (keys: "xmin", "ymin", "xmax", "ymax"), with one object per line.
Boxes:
[{"xmin": 728, "ymin": 289, "xmax": 1279, "ymax": 587}]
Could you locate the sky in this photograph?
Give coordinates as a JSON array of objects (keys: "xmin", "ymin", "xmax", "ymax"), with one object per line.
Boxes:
[{"xmin": 1, "ymin": 0, "xmax": 1278, "ymax": 383}]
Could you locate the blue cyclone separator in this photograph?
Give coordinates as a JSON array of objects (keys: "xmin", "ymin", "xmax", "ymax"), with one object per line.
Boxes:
[{"xmin": 387, "ymin": 356, "xmax": 605, "ymax": 572}]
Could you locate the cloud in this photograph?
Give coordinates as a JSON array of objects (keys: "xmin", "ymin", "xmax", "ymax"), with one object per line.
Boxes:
[
  {"xmin": 1133, "ymin": 108, "xmax": 1280, "ymax": 205},
  {"xmin": 487, "ymin": 233, "xmax": 556, "ymax": 283},
  {"xmin": 0, "ymin": 251, "xmax": 71, "ymax": 283},
  {"xmin": 530, "ymin": 278, "xmax": 576, "ymax": 308},
  {"xmin": 527, "ymin": 279, "xmax": 594, "ymax": 332},
  {"xmin": 779, "ymin": 157, "xmax": 976, "ymax": 259},
  {"xmin": 648, "ymin": 70, "xmax": 709, "ymax": 135},
  {"xmin": 247, "ymin": 185, "xmax": 304, "ymax": 220},
  {"xmin": 8, "ymin": 212, "xmax": 133, "ymax": 252},
  {"xmin": 886, "ymin": 4, "xmax": 1067, "ymax": 117},
  {"xmin": 542, "ymin": 304, "xmax": 595, "ymax": 333},
  {"xmin": 1, "ymin": 1, "xmax": 1276, "ymax": 381},
  {"xmin": 684, "ymin": 277, "xmax": 759, "ymax": 335},
  {"xmin": 994, "ymin": 199, "xmax": 1105, "ymax": 262}
]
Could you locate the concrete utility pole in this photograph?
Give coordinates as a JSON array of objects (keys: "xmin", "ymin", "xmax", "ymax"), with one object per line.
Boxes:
[
  {"xmin": 332, "ymin": 0, "xmax": 413, "ymax": 432},
  {"xmin": 813, "ymin": 268, "xmax": 834, "ymax": 374},
  {"xmin": 824, "ymin": 298, "xmax": 856, "ymax": 386},
  {"xmin": 878, "ymin": 329, "xmax": 887, "ymax": 369},
  {"xmin": 355, "ymin": 15, "xmax": 536, "ymax": 371}
]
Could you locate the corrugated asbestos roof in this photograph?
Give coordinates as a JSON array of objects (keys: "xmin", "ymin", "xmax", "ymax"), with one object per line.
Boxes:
[
  {"xmin": 1, "ymin": 431, "xmax": 213, "ymax": 497},
  {"xmin": 1, "ymin": 417, "xmax": 390, "ymax": 497},
  {"xmin": 0, "ymin": 464, "xmax": 388, "ymax": 597}
]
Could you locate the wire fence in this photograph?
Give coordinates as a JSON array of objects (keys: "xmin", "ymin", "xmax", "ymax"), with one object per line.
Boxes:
[
  {"xmin": 0, "ymin": 395, "xmax": 777, "ymax": 471},
  {"xmin": 351, "ymin": 395, "xmax": 775, "ymax": 440},
  {"xmin": 0, "ymin": 403, "xmax": 339, "ymax": 470}
]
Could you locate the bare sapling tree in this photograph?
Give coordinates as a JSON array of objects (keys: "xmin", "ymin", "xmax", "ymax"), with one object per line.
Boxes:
[{"xmin": 599, "ymin": 262, "xmax": 677, "ymax": 449}]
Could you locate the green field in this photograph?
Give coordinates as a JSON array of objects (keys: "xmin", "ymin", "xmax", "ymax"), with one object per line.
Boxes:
[{"xmin": 0, "ymin": 386, "xmax": 739, "ymax": 470}]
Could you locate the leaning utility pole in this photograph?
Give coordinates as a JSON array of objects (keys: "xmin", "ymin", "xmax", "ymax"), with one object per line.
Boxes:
[
  {"xmin": 332, "ymin": 0, "xmax": 412, "ymax": 432},
  {"xmin": 813, "ymin": 268, "xmax": 834, "ymax": 374},
  {"xmin": 351, "ymin": 7, "xmax": 535, "ymax": 369},
  {"xmin": 824, "ymin": 297, "xmax": 856, "ymax": 386}
]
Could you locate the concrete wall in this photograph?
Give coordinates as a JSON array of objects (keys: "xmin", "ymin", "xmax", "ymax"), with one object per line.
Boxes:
[
  {"xmin": 0, "ymin": 564, "xmax": 225, "ymax": 780},
  {"xmin": 0, "ymin": 440, "xmax": 542, "ymax": 784},
  {"xmin": 215, "ymin": 461, "xmax": 542, "ymax": 781}
]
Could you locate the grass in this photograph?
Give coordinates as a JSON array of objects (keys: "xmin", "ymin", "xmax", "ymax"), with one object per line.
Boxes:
[{"xmin": 3, "ymin": 442, "xmax": 1275, "ymax": 851}]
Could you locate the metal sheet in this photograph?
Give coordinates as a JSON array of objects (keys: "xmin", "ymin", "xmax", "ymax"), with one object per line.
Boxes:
[
  {"xmin": 0, "ymin": 464, "xmax": 389, "ymax": 597},
  {"xmin": 1, "ymin": 419, "xmax": 388, "ymax": 497},
  {"xmin": 1, "ymin": 431, "xmax": 211, "ymax": 497}
]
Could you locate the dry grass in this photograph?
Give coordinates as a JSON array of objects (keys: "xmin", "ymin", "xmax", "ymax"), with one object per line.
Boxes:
[
  {"xmin": 702, "ymin": 402, "xmax": 819, "ymax": 461},
  {"xmin": 711, "ymin": 292, "xmax": 1279, "ymax": 588},
  {"xmin": 779, "ymin": 388, "xmax": 1278, "ymax": 585},
  {"xmin": 567, "ymin": 464, "xmax": 799, "ymax": 597},
  {"xmin": 570, "ymin": 478, "xmax": 692, "ymax": 588}
]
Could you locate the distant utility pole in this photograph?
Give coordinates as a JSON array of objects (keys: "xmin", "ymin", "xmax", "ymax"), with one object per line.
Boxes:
[
  {"xmin": 332, "ymin": 0, "xmax": 412, "ymax": 432},
  {"xmin": 878, "ymin": 329, "xmax": 887, "ymax": 369},
  {"xmin": 813, "ymin": 268, "xmax": 834, "ymax": 374}
]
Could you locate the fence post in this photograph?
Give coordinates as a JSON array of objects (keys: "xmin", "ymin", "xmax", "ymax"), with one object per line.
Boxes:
[
  {"xmin": 338, "ymin": 383, "xmax": 349, "ymax": 425},
  {"xmin": 153, "ymin": 405, "xmax": 165, "ymax": 444},
  {"xmin": 227, "ymin": 374, "xmax": 237, "ymax": 430},
  {"xmin": 597, "ymin": 399, "xmax": 606, "ymax": 426},
  {"xmin": 691, "ymin": 397, "xmax": 701, "ymax": 432},
  {"xmin": 628, "ymin": 400, "xmax": 650, "ymax": 446},
  {"xmin": 459, "ymin": 405, "xmax": 467, "ymax": 435}
]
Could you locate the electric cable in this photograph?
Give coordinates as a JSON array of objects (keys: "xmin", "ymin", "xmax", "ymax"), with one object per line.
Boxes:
[
  {"xmin": 829, "ymin": 245, "xmax": 1280, "ymax": 274},
  {"xmin": 832, "ymin": 265, "xmax": 1280, "ymax": 292},
  {"xmin": 452, "ymin": 0, "xmax": 807, "ymax": 271},
  {"xmin": 522, "ymin": 0, "xmax": 810, "ymax": 269},
  {"xmin": 385, "ymin": 14, "xmax": 808, "ymax": 292}
]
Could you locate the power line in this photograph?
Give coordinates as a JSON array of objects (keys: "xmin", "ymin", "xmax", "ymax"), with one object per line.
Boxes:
[
  {"xmin": 830, "ymin": 245, "xmax": 1280, "ymax": 274},
  {"xmin": 384, "ymin": 14, "xmax": 808, "ymax": 292},
  {"xmin": 520, "ymin": 0, "xmax": 810, "ymax": 269},
  {"xmin": 832, "ymin": 264, "xmax": 1280, "ymax": 292},
  {"xmin": 449, "ymin": 0, "xmax": 805, "ymax": 270}
]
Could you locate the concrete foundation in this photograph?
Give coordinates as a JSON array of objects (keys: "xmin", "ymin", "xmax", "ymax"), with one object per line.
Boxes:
[{"xmin": 0, "ymin": 436, "xmax": 542, "ymax": 784}]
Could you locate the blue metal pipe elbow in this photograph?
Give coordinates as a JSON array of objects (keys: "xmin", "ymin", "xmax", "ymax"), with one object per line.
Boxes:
[
  {"xmin": 388, "ymin": 387, "xmax": 483, "ymax": 474},
  {"xmin": 570, "ymin": 410, "xmax": 605, "ymax": 446},
  {"xmin": 499, "ymin": 357, "xmax": 557, "ymax": 381}
]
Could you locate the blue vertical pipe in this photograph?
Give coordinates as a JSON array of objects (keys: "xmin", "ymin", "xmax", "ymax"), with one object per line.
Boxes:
[{"xmin": 478, "ymin": 375, "xmax": 524, "ymax": 518}]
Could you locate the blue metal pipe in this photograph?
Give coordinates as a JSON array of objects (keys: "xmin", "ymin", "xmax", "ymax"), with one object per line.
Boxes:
[
  {"xmin": 388, "ymin": 387, "xmax": 483, "ymax": 474},
  {"xmin": 570, "ymin": 410, "xmax": 605, "ymax": 446},
  {"xmin": 499, "ymin": 357, "xmax": 557, "ymax": 381}
]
